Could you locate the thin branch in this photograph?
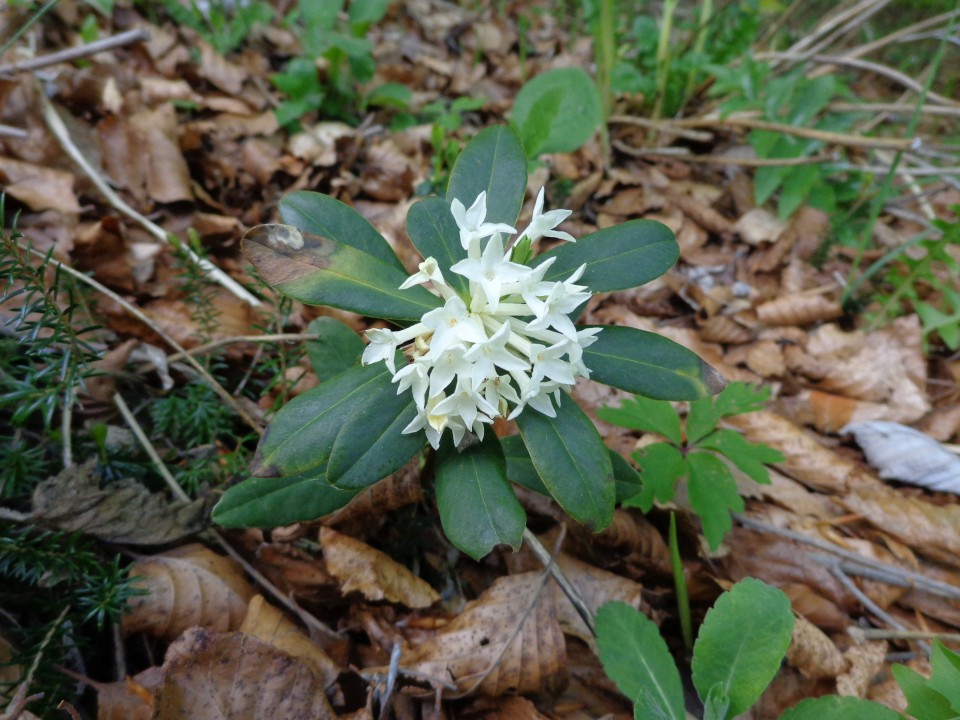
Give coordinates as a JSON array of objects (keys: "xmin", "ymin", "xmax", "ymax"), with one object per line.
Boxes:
[
  {"xmin": 0, "ymin": 124, "xmax": 28, "ymax": 139},
  {"xmin": 166, "ymin": 333, "xmax": 320, "ymax": 363},
  {"xmin": 612, "ymin": 141, "xmax": 836, "ymax": 167},
  {"xmin": 39, "ymin": 95, "xmax": 261, "ymax": 308},
  {"xmin": 61, "ymin": 390, "xmax": 74, "ymax": 469},
  {"xmin": 840, "ymin": 9, "xmax": 960, "ymax": 61},
  {"xmin": 522, "ymin": 527, "xmax": 595, "ymax": 636},
  {"xmin": 19, "ymin": 242, "xmax": 263, "ymax": 435},
  {"xmin": 0, "ymin": 508, "xmax": 31, "ymax": 523},
  {"xmin": 827, "ymin": 101, "xmax": 960, "ymax": 118},
  {"xmin": 113, "ymin": 392, "xmax": 186, "ymax": 501},
  {"xmin": 0, "ymin": 28, "xmax": 150, "ymax": 75}
]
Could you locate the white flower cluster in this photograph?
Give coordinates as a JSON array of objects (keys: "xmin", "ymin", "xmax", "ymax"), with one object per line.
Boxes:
[{"xmin": 362, "ymin": 189, "xmax": 599, "ymax": 449}]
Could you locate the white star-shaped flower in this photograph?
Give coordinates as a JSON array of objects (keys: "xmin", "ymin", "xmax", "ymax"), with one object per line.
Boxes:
[
  {"xmin": 518, "ymin": 187, "xmax": 575, "ymax": 244},
  {"xmin": 450, "ymin": 192, "xmax": 517, "ymax": 256}
]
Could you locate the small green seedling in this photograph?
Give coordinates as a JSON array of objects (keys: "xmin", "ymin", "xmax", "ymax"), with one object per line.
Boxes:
[
  {"xmin": 598, "ymin": 382, "xmax": 784, "ymax": 550},
  {"xmin": 596, "ymin": 577, "xmax": 795, "ymax": 720}
]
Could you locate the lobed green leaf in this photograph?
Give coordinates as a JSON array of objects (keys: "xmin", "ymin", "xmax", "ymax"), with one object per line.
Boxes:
[
  {"xmin": 627, "ymin": 443, "xmax": 685, "ymax": 513},
  {"xmin": 697, "ymin": 429, "xmax": 783, "ymax": 485},
  {"xmin": 596, "ymin": 396, "xmax": 682, "ymax": 446},
  {"xmin": 686, "ymin": 451, "xmax": 743, "ymax": 550}
]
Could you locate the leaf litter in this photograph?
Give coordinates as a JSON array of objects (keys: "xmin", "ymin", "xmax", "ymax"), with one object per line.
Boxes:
[{"xmin": 1, "ymin": 1, "xmax": 959, "ymax": 718}]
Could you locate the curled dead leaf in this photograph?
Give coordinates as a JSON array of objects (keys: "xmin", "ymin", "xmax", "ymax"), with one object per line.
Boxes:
[
  {"xmin": 785, "ymin": 615, "xmax": 848, "ymax": 680},
  {"xmin": 320, "ymin": 527, "xmax": 439, "ymax": 609},
  {"xmin": 123, "ymin": 544, "xmax": 255, "ymax": 640},
  {"xmin": 836, "ymin": 641, "xmax": 887, "ymax": 698},
  {"xmin": 0, "ymin": 156, "xmax": 81, "ymax": 213},
  {"xmin": 390, "ymin": 572, "xmax": 566, "ymax": 698},
  {"xmin": 699, "ymin": 314, "xmax": 755, "ymax": 345},
  {"xmin": 153, "ymin": 628, "xmax": 336, "ymax": 720},
  {"xmin": 756, "ymin": 293, "xmax": 843, "ymax": 326}
]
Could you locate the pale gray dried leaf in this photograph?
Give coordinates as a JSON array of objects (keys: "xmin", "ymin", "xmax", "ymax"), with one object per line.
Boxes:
[
  {"xmin": 31, "ymin": 460, "xmax": 207, "ymax": 544},
  {"xmin": 842, "ymin": 421, "xmax": 960, "ymax": 495}
]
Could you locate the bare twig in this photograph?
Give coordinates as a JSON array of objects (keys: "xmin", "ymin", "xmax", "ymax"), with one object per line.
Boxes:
[
  {"xmin": 0, "ymin": 124, "xmax": 28, "ymax": 139},
  {"xmin": 113, "ymin": 393, "xmax": 186, "ymax": 500},
  {"xmin": 612, "ymin": 141, "xmax": 836, "ymax": 167},
  {"xmin": 166, "ymin": 333, "xmax": 321, "ymax": 363},
  {"xmin": 61, "ymin": 390, "xmax": 74, "ymax": 469},
  {"xmin": 39, "ymin": 95, "xmax": 261, "ymax": 308},
  {"xmin": 0, "ymin": 508, "xmax": 30, "ymax": 523},
  {"xmin": 19, "ymin": 241, "xmax": 262, "ymax": 434},
  {"xmin": 840, "ymin": 9, "xmax": 960, "ymax": 61},
  {"xmin": 522, "ymin": 527, "xmax": 595, "ymax": 636},
  {"xmin": 850, "ymin": 627, "xmax": 960, "ymax": 644},
  {"xmin": 0, "ymin": 28, "xmax": 150, "ymax": 75},
  {"xmin": 827, "ymin": 101, "xmax": 960, "ymax": 118},
  {"xmin": 0, "ymin": 683, "xmax": 45, "ymax": 720}
]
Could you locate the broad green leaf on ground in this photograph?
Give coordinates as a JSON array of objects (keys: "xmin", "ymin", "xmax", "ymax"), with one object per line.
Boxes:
[
  {"xmin": 697, "ymin": 429, "xmax": 784, "ymax": 485},
  {"xmin": 501, "ymin": 434, "xmax": 549, "ymax": 495},
  {"xmin": 686, "ymin": 451, "xmax": 744, "ymax": 550},
  {"xmin": 892, "ymin": 662, "xmax": 956, "ymax": 720},
  {"xmin": 686, "ymin": 397, "xmax": 719, "ymax": 445},
  {"xmin": 212, "ymin": 469, "xmax": 357, "ymax": 527},
  {"xmin": 516, "ymin": 398, "xmax": 614, "ymax": 530},
  {"xmin": 627, "ymin": 443, "xmax": 685, "ymax": 513},
  {"xmin": 435, "ymin": 433, "xmax": 525, "ymax": 560},
  {"xmin": 243, "ymin": 224, "xmax": 441, "ymax": 322},
  {"xmin": 326, "ymin": 383, "xmax": 422, "ymax": 489},
  {"xmin": 779, "ymin": 696, "xmax": 903, "ymax": 720},
  {"xmin": 511, "ymin": 67, "xmax": 602, "ymax": 156},
  {"xmin": 446, "ymin": 125, "xmax": 526, "ymax": 226},
  {"xmin": 251, "ymin": 363, "xmax": 393, "ymax": 477},
  {"xmin": 306, "ymin": 317, "xmax": 364, "ymax": 381},
  {"xmin": 928, "ymin": 641, "xmax": 960, "ymax": 711},
  {"xmin": 535, "ymin": 220, "xmax": 678, "ymax": 293},
  {"xmin": 597, "ymin": 396, "xmax": 682, "ymax": 445},
  {"xmin": 691, "ymin": 577, "xmax": 795, "ymax": 718},
  {"xmin": 280, "ymin": 191, "xmax": 406, "ymax": 271},
  {"xmin": 595, "ymin": 602, "xmax": 685, "ymax": 720},
  {"xmin": 405, "ymin": 196, "xmax": 469, "ymax": 296},
  {"xmin": 582, "ymin": 326, "xmax": 726, "ymax": 401}
]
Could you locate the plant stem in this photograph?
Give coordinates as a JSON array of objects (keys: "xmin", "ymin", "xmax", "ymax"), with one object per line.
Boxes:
[
  {"xmin": 593, "ymin": 0, "xmax": 615, "ymax": 163},
  {"xmin": 683, "ymin": 0, "xmax": 713, "ymax": 105},
  {"xmin": 650, "ymin": 0, "xmax": 679, "ymax": 125},
  {"xmin": 669, "ymin": 512, "xmax": 693, "ymax": 652}
]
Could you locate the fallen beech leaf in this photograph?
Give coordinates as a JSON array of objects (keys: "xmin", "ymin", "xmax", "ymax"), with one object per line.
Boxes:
[
  {"xmin": 836, "ymin": 641, "xmax": 887, "ymax": 698},
  {"xmin": 842, "ymin": 421, "xmax": 960, "ymax": 494},
  {"xmin": 128, "ymin": 104, "xmax": 193, "ymax": 204},
  {"xmin": 0, "ymin": 156, "xmax": 81, "ymax": 213},
  {"xmin": 472, "ymin": 695, "xmax": 552, "ymax": 719},
  {"xmin": 756, "ymin": 293, "xmax": 843, "ymax": 326},
  {"xmin": 699, "ymin": 315, "xmax": 755, "ymax": 345},
  {"xmin": 786, "ymin": 615, "xmax": 848, "ymax": 680},
  {"xmin": 0, "ymin": 634, "xmax": 22, "ymax": 688},
  {"xmin": 123, "ymin": 544, "xmax": 254, "ymax": 640},
  {"xmin": 153, "ymin": 628, "xmax": 336, "ymax": 720},
  {"xmin": 320, "ymin": 527, "xmax": 439, "ymax": 609},
  {"xmin": 240, "ymin": 595, "xmax": 340, "ymax": 688},
  {"xmin": 735, "ymin": 207, "xmax": 787, "ymax": 245},
  {"xmin": 392, "ymin": 572, "xmax": 566, "ymax": 697},
  {"xmin": 840, "ymin": 484, "xmax": 960, "ymax": 567},
  {"xmin": 324, "ymin": 463, "xmax": 422, "ymax": 528},
  {"xmin": 31, "ymin": 460, "xmax": 207, "ymax": 544},
  {"xmin": 89, "ymin": 675, "xmax": 154, "ymax": 720}
]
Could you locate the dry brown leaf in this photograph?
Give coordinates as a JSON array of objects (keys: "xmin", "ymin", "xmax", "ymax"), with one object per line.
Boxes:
[
  {"xmin": 320, "ymin": 527, "xmax": 440, "ymax": 609},
  {"xmin": 744, "ymin": 339, "xmax": 786, "ymax": 377},
  {"xmin": 836, "ymin": 641, "xmax": 887, "ymax": 698},
  {"xmin": 153, "ymin": 628, "xmax": 336, "ymax": 720},
  {"xmin": 840, "ymin": 484, "xmax": 960, "ymax": 567},
  {"xmin": 393, "ymin": 572, "xmax": 566, "ymax": 698},
  {"xmin": 734, "ymin": 207, "xmax": 787, "ymax": 245},
  {"xmin": 30, "ymin": 460, "xmax": 208, "ymax": 544},
  {"xmin": 324, "ymin": 464, "xmax": 422, "ymax": 529},
  {"xmin": 240, "ymin": 595, "xmax": 340, "ymax": 688},
  {"xmin": 198, "ymin": 41, "xmax": 248, "ymax": 94},
  {"xmin": 128, "ymin": 104, "xmax": 193, "ymax": 204},
  {"xmin": 472, "ymin": 695, "xmax": 552, "ymax": 719},
  {"xmin": 0, "ymin": 634, "xmax": 21, "ymax": 690},
  {"xmin": 245, "ymin": 539, "xmax": 336, "ymax": 604},
  {"xmin": 756, "ymin": 293, "xmax": 843, "ymax": 326},
  {"xmin": 785, "ymin": 615, "xmax": 848, "ymax": 679},
  {"xmin": 123, "ymin": 543, "xmax": 254, "ymax": 640},
  {"xmin": 0, "ymin": 156, "xmax": 81, "ymax": 213},
  {"xmin": 91, "ymin": 675, "xmax": 154, "ymax": 720},
  {"xmin": 699, "ymin": 315, "xmax": 755, "ymax": 345}
]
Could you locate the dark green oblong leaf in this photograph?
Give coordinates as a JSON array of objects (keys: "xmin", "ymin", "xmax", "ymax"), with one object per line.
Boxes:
[
  {"xmin": 595, "ymin": 602, "xmax": 685, "ymax": 720},
  {"xmin": 778, "ymin": 696, "xmax": 903, "ymax": 720},
  {"xmin": 243, "ymin": 224, "xmax": 441, "ymax": 322},
  {"xmin": 582, "ymin": 325, "xmax": 726, "ymax": 401},
  {"xmin": 327, "ymin": 384, "xmax": 423, "ymax": 489},
  {"xmin": 516, "ymin": 398, "xmax": 614, "ymax": 531},
  {"xmin": 306, "ymin": 316, "xmax": 364, "ymax": 381},
  {"xmin": 212, "ymin": 468, "xmax": 357, "ymax": 528},
  {"xmin": 692, "ymin": 577, "xmax": 795, "ymax": 717},
  {"xmin": 405, "ymin": 196, "xmax": 469, "ymax": 296},
  {"xmin": 501, "ymin": 434, "xmax": 549, "ymax": 495},
  {"xmin": 534, "ymin": 220, "xmax": 679, "ymax": 292},
  {"xmin": 280, "ymin": 191, "xmax": 406, "ymax": 272},
  {"xmin": 435, "ymin": 433, "xmax": 526, "ymax": 560},
  {"xmin": 251, "ymin": 363, "xmax": 393, "ymax": 477},
  {"xmin": 446, "ymin": 125, "xmax": 526, "ymax": 227}
]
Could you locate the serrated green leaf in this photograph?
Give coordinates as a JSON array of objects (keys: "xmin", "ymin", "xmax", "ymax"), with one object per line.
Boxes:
[
  {"xmin": 435, "ymin": 433, "xmax": 525, "ymax": 560},
  {"xmin": 713, "ymin": 381, "xmax": 771, "ymax": 417},
  {"xmin": 691, "ymin": 577, "xmax": 794, "ymax": 717},
  {"xmin": 405, "ymin": 196, "xmax": 469, "ymax": 296},
  {"xmin": 535, "ymin": 220, "xmax": 679, "ymax": 293},
  {"xmin": 243, "ymin": 224, "xmax": 441, "ymax": 322},
  {"xmin": 686, "ymin": 451, "xmax": 743, "ymax": 550},
  {"xmin": 511, "ymin": 67, "xmax": 602, "ymax": 156},
  {"xmin": 686, "ymin": 397, "xmax": 719, "ymax": 444},
  {"xmin": 212, "ymin": 468, "xmax": 357, "ymax": 528},
  {"xmin": 697, "ymin": 429, "xmax": 783, "ymax": 485},
  {"xmin": 251, "ymin": 363, "xmax": 393, "ymax": 477},
  {"xmin": 516, "ymin": 399, "xmax": 614, "ymax": 531},
  {"xmin": 305, "ymin": 317, "xmax": 364, "ymax": 381},
  {"xmin": 446, "ymin": 125, "xmax": 526, "ymax": 226},
  {"xmin": 280, "ymin": 191, "xmax": 406, "ymax": 271},
  {"xmin": 929, "ymin": 641, "xmax": 960, "ymax": 710},
  {"xmin": 778, "ymin": 696, "xmax": 904, "ymax": 720},
  {"xmin": 595, "ymin": 602, "xmax": 685, "ymax": 720},
  {"xmin": 892, "ymin": 663, "xmax": 956, "ymax": 720},
  {"xmin": 627, "ymin": 443, "xmax": 685, "ymax": 512},
  {"xmin": 582, "ymin": 326, "xmax": 727, "ymax": 401},
  {"xmin": 326, "ymin": 385, "xmax": 423, "ymax": 489},
  {"xmin": 596, "ymin": 396, "xmax": 682, "ymax": 445}
]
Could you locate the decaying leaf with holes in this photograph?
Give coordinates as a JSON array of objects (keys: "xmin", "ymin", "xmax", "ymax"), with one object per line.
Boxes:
[
  {"xmin": 239, "ymin": 594, "xmax": 340, "ymax": 688},
  {"xmin": 380, "ymin": 572, "xmax": 566, "ymax": 698},
  {"xmin": 152, "ymin": 628, "xmax": 336, "ymax": 720},
  {"xmin": 320, "ymin": 527, "xmax": 439, "ymax": 609},
  {"xmin": 122, "ymin": 544, "xmax": 254, "ymax": 640},
  {"xmin": 30, "ymin": 460, "xmax": 208, "ymax": 544}
]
